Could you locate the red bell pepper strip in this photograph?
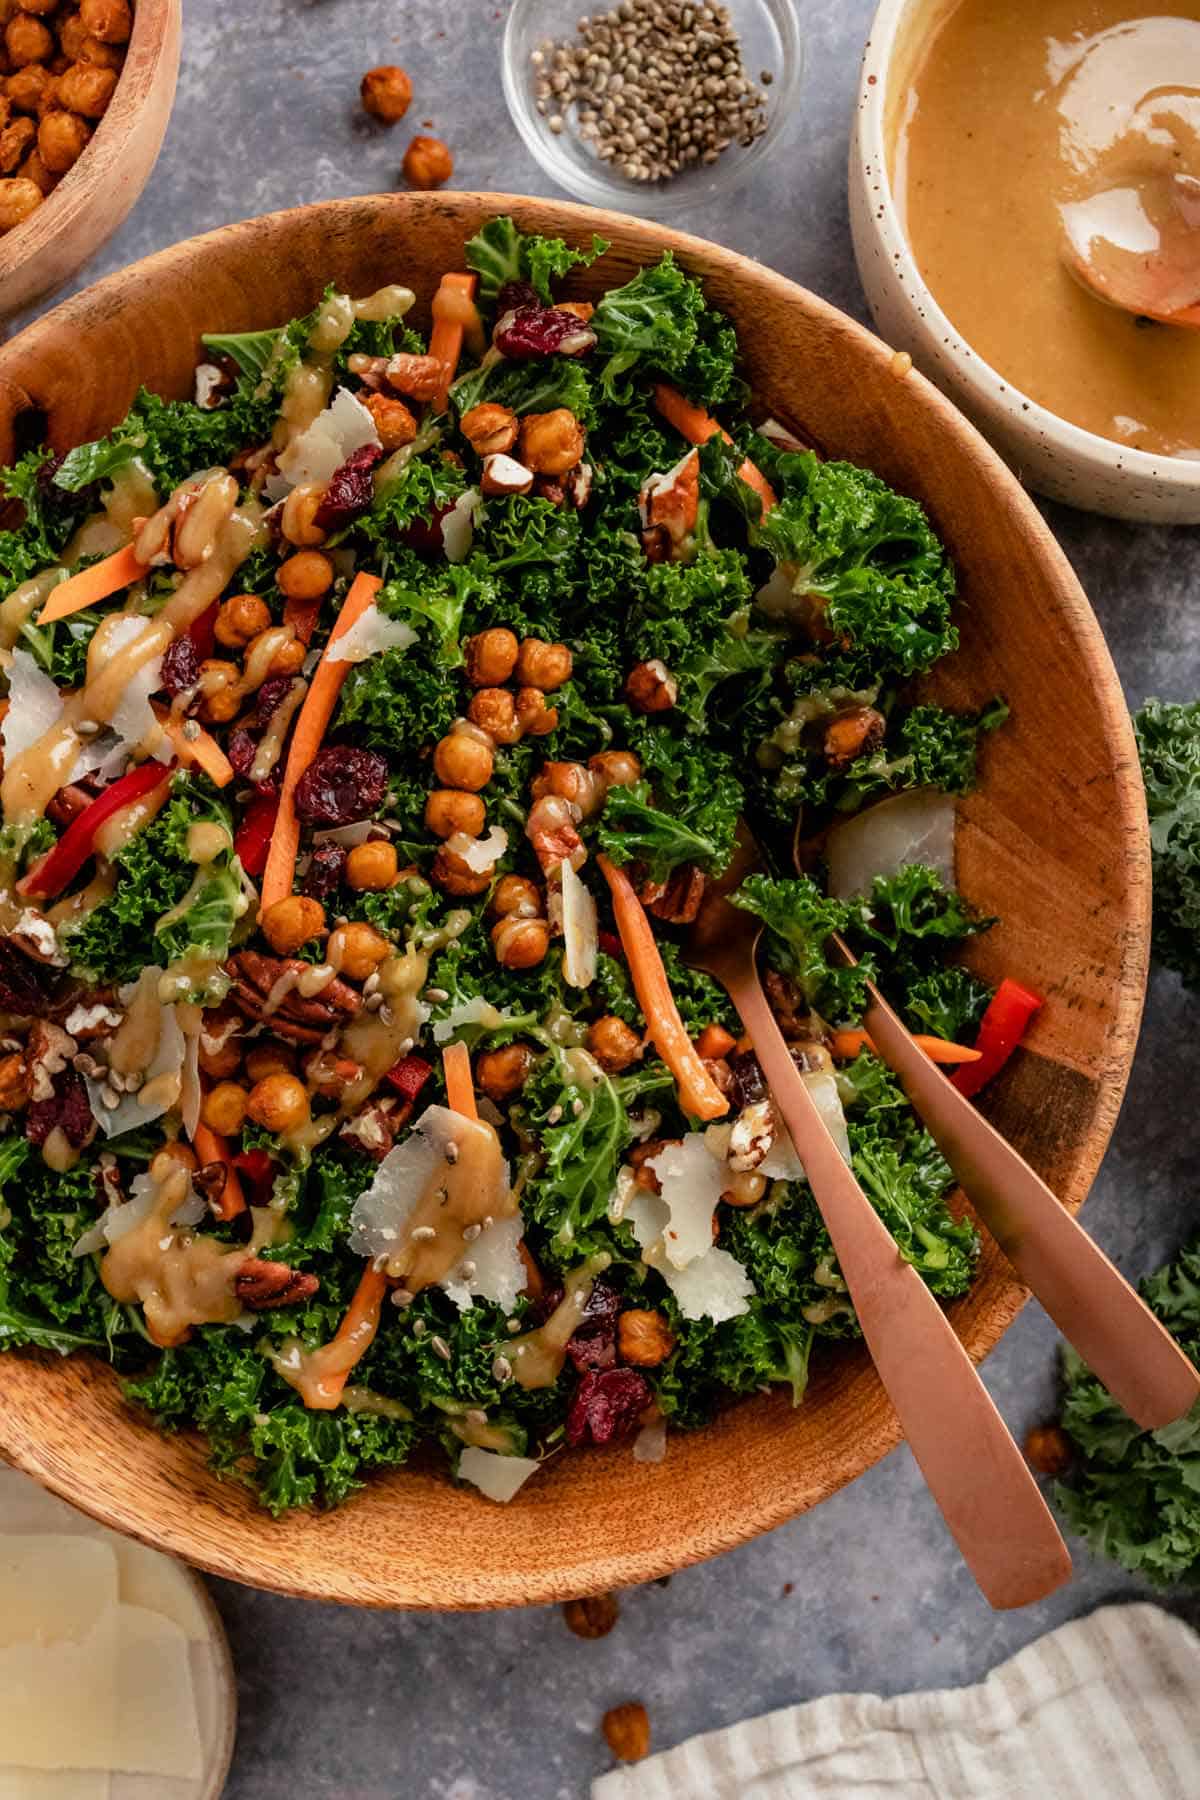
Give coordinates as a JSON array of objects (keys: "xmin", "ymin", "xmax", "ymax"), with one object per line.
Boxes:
[
  {"xmin": 383, "ymin": 1053, "xmax": 434, "ymax": 1103},
  {"xmin": 233, "ymin": 1146, "xmax": 275, "ymax": 1206},
  {"xmin": 233, "ymin": 791, "xmax": 280, "ymax": 878},
  {"xmin": 598, "ymin": 929, "xmax": 625, "ymax": 962},
  {"xmin": 951, "ymin": 978, "xmax": 1044, "ymax": 1099},
  {"xmin": 18, "ymin": 760, "xmax": 175, "ymax": 900},
  {"xmin": 188, "ymin": 601, "xmax": 219, "ymax": 661}
]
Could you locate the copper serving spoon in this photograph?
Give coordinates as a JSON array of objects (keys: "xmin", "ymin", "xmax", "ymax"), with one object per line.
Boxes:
[
  {"xmin": 826, "ymin": 932, "xmax": 1200, "ymax": 1431},
  {"xmin": 686, "ymin": 834, "xmax": 1072, "ymax": 1610}
]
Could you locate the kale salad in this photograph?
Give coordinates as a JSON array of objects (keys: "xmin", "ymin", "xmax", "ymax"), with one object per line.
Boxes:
[{"xmin": 0, "ymin": 217, "xmax": 1026, "ymax": 1512}]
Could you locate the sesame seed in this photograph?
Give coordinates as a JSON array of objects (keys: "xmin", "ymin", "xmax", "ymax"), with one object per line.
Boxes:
[
  {"xmin": 425, "ymin": 986, "xmax": 449, "ymax": 1003},
  {"xmin": 492, "ymin": 1354, "xmax": 513, "ymax": 1382},
  {"xmin": 466, "ymin": 1408, "xmax": 488, "ymax": 1426},
  {"xmin": 507, "ymin": 1318, "xmax": 522, "ymax": 1335},
  {"xmin": 363, "ymin": 971, "xmax": 381, "ymax": 996},
  {"xmin": 181, "ymin": 719, "xmax": 202, "ymax": 742},
  {"xmin": 412, "ymin": 1318, "xmax": 427, "ymax": 1337},
  {"xmin": 410, "ymin": 1225, "xmax": 437, "ymax": 1242},
  {"xmin": 462, "ymin": 1222, "xmax": 482, "ymax": 1242},
  {"xmin": 390, "ymin": 1288, "xmax": 414, "ymax": 1308},
  {"xmin": 547, "ymin": 1104, "xmax": 563, "ymax": 1124},
  {"xmin": 458, "ymin": 1260, "xmax": 477, "ymax": 1281},
  {"xmin": 444, "ymin": 1142, "xmax": 460, "ymax": 1165},
  {"xmin": 571, "ymin": 1097, "xmax": 585, "ymax": 1117},
  {"xmin": 430, "ymin": 1334, "xmax": 452, "ymax": 1361},
  {"xmin": 364, "ymin": 993, "xmax": 384, "ymax": 1012},
  {"xmin": 99, "ymin": 1085, "xmax": 120, "ymax": 1109}
]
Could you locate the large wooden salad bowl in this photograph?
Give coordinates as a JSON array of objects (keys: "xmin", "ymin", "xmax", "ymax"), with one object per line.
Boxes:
[{"xmin": 0, "ymin": 194, "xmax": 1148, "ymax": 1607}]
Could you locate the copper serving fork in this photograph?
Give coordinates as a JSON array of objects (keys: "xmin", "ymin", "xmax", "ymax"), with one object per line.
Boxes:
[
  {"xmin": 685, "ymin": 837, "xmax": 1071, "ymax": 1609},
  {"xmin": 827, "ymin": 932, "xmax": 1200, "ymax": 1430}
]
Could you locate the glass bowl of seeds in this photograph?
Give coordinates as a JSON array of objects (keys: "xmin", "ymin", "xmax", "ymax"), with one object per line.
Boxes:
[{"xmin": 502, "ymin": 0, "xmax": 803, "ymax": 219}]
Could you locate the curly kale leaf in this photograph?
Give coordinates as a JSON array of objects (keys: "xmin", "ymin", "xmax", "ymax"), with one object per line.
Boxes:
[
  {"xmin": 1134, "ymin": 699, "xmax": 1200, "ymax": 989},
  {"xmin": 851, "ymin": 1138, "xmax": 976, "ymax": 1295},
  {"xmin": 754, "ymin": 447, "xmax": 957, "ymax": 686},
  {"xmin": 452, "ymin": 355, "xmax": 595, "ymax": 428},
  {"xmin": 838, "ymin": 699, "xmax": 1009, "ymax": 806},
  {"xmin": 591, "ymin": 253, "xmax": 739, "ymax": 404},
  {"xmin": 850, "ymin": 865, "xmax": 988, "ymax": 959},
  {"xmin": 623, "ymin": 547, "xmax": 782, "ymax": 733},
  {"xmin": 731, "ymin": 874, "xmax": 876, "ymax": 1022},
  {"xmin": 1054, "ymin": 1236, "xmax": 1200, "ymax": 1585},
  {"xmin": 0, "ymin": 448, "xmax": 99, "ymax": 598},
  {"xmin": 337, "ymin": 614, "xmax": 458, "ymax": 753},
  {"xmin": 901, "ymin": 965, "xmax": 993, "ymax": 1042},
  {"xmin": 595, "ymin": 724, "xmax": 742, "ymax": 881},
  {"xmin": 354, "ymin": 450, "xmax": 467, "ymax": 571},
  {"xmin": 480, "ymin": 494, "xmax": 581, "ymax": 573},
  {"xmin": 464, "ymin": 216, "xmax": 608, "ymax": 306}
]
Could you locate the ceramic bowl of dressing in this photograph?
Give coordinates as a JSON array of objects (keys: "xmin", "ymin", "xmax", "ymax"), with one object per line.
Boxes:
[{"xmin": 850, "ymin": 0, "xmax": 1200, "ymax": 523}]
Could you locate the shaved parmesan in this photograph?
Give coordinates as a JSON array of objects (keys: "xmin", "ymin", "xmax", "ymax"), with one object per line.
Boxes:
[
  {"xmin": 84, "ymin": 981, "xmax": 185, "ymax": 1139},
  {"xmin": 827, "ymin": 788, "xmax": 956, "ymax": 900},
  {"xmin": 325, "ymin": 604, "xmax": 417, "ymax": 665},
  {"xmin": 799, "ymin": 1070, "xmax": 852, "ymax": 1168},
  {"xmin": 441, "ymin": 1213, "xmax": 525, "ymax": 1315},
  {"xmin": 560, "ymin": 858, "xmax": 598, "ymax": 989},
  {"xmin": 0, "ymin": 1536, "xmax": 118, "ymax": 1648},
  {"xmin": 431, "ymin": 992, "xmax": 504, "ymax": 1045},
  {"xmin": 458, "ymin": 1447, "xmax": 541, "ymax": 1503},
  {"xmin": 445, "ymin": 826, "xmax": 508, "ymax": 873},
  {"xmin": 0, "ymin": 1769, "xmax": 108, "ymax": 1798},
  {"xmin": 646, "ymin": 1135, "xmax": 724, "ymax": 1269},
  {"xmin": 179, "ymin": 1020, "xmax": 201, "ymax": 1141},
  {"xmin": 624, "ymin": 1190, "xmax": 754, "ymax": 1323},
  {"xmin": 264, "ymin": 389, "xmax": 380, "ymax": 499},
  {"xmin": 0, "ymin": 1617, "xmax": 118, "ymax": 1771},
  {"xmin": 111, "ymin": 1541, "xmax": 210, "ymax": 1641},
  {"xmin": 2, "ymin": 651, "xmax": 67, "ymax": 764},
  {"xmin": 114, "ymin": 1605, "xmax": 203, "ymax": 1779},
  {"xmin": 441, "ymin": 486, "xmax": 481, "ymax": 563},
  {"xmin": 348, "ymin": 1105, "xmax": 511, "ymax": 1260},
  {"xmin": 104, "ymin": 617, "xmax": 167, "ymax": 760},
  {"xmin": 74, "ymin": 1169, "xmax": 166, "ymax": 1259}
]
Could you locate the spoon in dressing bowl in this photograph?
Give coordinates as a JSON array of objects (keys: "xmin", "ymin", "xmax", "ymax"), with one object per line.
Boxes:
[
  {"xmin": 1062, "ymin": 170, "xmax": 1200, "ymax": 328},
  {"xmin": 684, "ymin": 826, "xmax": 1072, "ymax": 1610}
]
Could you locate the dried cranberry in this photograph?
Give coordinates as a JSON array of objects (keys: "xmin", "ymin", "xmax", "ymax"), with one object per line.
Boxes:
[
  {"xmin": 402, "ymin": 498, "xmax": 457, "ymax": 553},
  {"xmin": 26, "ymin": 1068, "xmax": 94, "ymax": 1150},
  {"xmin": 565, "ymin": 1280, "xmax": 622, "ymax": 1373},
  {"xmin": 495, "ymin": 280, "xmax": 541, "ymax": 316},
  {"xmin": 226, "ymin": 729, "xmax": 258, "ymax": 781},
  {"xmin": 294, "ymin": 746, "xmax": 388, "ymax": 826},
  {"xmin": 729, "ymin": 1050, "xmax": 767, "ymax": 1111},
  {"xmin": 566, "ymin": 1368, "xmax": 652, "ymax": 1448},
  {"xmin": 254, "ymin": 675, "xmax": 294, "ymax": 728},
  {"xmin": 160, "ymin": 633, "xmax": 201, "ymax": 698},
  {"xmin": 313, "ymin": 444, "xmax": 384, "ymax": 531},
  {"xmin": 0, "ymin": 941, "xmax": 56, "ymax": 1017},
  {"xmin": 302, "ymin": 841, "xmax": 347, "ymax": 899},
  {"xmin": 494, "ymin": 304, "xmax": 597, "ymax": 361}
]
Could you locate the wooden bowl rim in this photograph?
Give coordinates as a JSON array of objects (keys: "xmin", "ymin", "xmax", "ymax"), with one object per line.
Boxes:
[
  {"xmin": 0, "ymin": 192, "xmax": 1150, "ymax": 1606},
  {"xmin": 0, "ymin": 0, "xmax": 181, "ymax": 290}
]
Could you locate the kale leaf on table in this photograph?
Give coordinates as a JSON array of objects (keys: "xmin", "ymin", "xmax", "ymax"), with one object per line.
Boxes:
[
  {"xmin": 1054, "ymin": 1236, "xmax": 1200, "ymax": 1585},
  {"xmin": 1134, "ymin": 698, "xmax": 1200, "ymax": 989}
]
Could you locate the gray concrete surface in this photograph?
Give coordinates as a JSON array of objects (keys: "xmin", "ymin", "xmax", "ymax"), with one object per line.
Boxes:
[{"xmin": 15, "ymin": 1, "xmax": 1200, "ymax": 1794}]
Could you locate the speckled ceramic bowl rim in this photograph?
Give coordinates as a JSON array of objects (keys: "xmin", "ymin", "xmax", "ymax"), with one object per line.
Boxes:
[{"xmin": 856, "ymin": 0, "xmax": 1200, "ymax": 499}]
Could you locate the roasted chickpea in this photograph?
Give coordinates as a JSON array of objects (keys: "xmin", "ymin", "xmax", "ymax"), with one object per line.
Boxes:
[
  {"xmin": 491, "ymin": 914, "xmax": 550, "ymax": 970},
  {"xmin": 201, "ymin": 1081, "xmax": 250, "ymax": 1137},
  {"xmin": 823, "ymin": 705, "xmax": 885, "ymax": 769},
  {"xmin": 197, "ymin": 659, "xmax": 242, "ymax": 725},
  {"xmin": 37, "ymin": 108, "xmax": 88, "ymax": 174},
  {"xmin": 364, "ymin": 391, "xmax": 417, "ymax": 451},
  {"xmin": 430, "ymin": 846, "xmax": 492, "ymax": 897},
  {"xmin": 277, "ymin": 549, "xmax": 334, "ymax": 601},
  {"xmin": 328, "ymin": 921, "xmax": 390, "ymax": 981},
  {"xmin": 56, "ymin": 59, "xmax": 117, "ymax": 116},
  {"xmin": 154, "ymin": 1140, "xmax": 198, "ymax": 1177},
  {"xmin": 261, "ymin": 895, "xmax": 326, "ymax": 955},
  {"xmin": 722, "ymin": 1169, "xmax": 767, "ymax": 1208},
  {"xmin": 59, "ymin": 13, "xmax": 90, "ymax": 58},
  {"xmin": 0, "ymin": 114, "xmax": 34, "ymax": 172},
  {"xmin": 360, "ymin": 63, "xmax": 412, "ymax": 124},
  {"xmin": 603, "ymin": 1703, "xmax": 650, "ymax": 1765},
  {"xmin": 246, "ymin": 628, "xmax": 307, "ymax": 678},
  {"xmin": 464, "ymin": 626, "xmax": 519, "ymax": 686},
  {"xmin": 80, "ymin": 0, "xmax": 132, "ymax": 44},
  {"xmin": 587, "ymin": 1016, "xmax": 644, "ymax": 1074},
  {"xmin": 516, "ymin": 636, "xmax": 573, "ymax": 691},
  {"xmin": 466, "ymin": 686, "xmax": 520, "ymax": 745},
  {"xmin": 401, "ymin": 132, "xmax": 453, "ymax": 189},
  {"xmin": 562, "ymin": 1592, "xmax": 619, "ymax": 1639},
  {"xmin": 18, "ymin": 146, "xmax": 56, "ymax": 193},
  {"xmin": 695, "ymin": 1023, "xmax": 737, "ymax": 1060},
  {"xmin": 589, "ymin": 749, "xmax": 641, "ymax": 789},
  {"xmin": 279, "ymin": 483, "xmax": 327, "ymax": 547},
  {"xmin": 432, "ymin": 728, "xmax": 494, "ymax": 792},
  {"xmin": 197, "ymin": 1036, "xmax": 241, "ymax": 1080},
  {"xmin": 214, "ymin": 591, "xmax": 271, "ymax": 648},
  {"xmin": 0, "ymin": 1051, "xmax": 28, "ymax": 1111},
  {"xmin": 246, "ymin": 1073, "xmax": 311, "ymax": 1135},
  {"xmin": 243, "ymin": 1044, "xmax": 296, "ymax": 1084},
  {"xmin": 424, "ymin": 788, "xmax": 486, "ymax": 841},
  {"xmin": 346, "ymin": 840, "xmax": 399, "ymax": 892},
  {"xmin": 515, "ymin": 686, "xmax": 558, "ymax": 737},
  {"xmin": 617, "ymin": 1308, "xmax": 676, "ymax": 1367},
  {"xmin": 0, "ymin": 175, "xmax": 41, "ymax": 230},
  {"xmin": 460, "ymin": 403, "xmax": 519, "ymax": 458},
  {"xmin": 14, "ymin": 0, "xmax": 59, "ymax": 16},
  {"xmin": 1025, "ymin": 1424, "xmax": 1073, "ymax": 1477},
  {"xmin": 475, "ymin": 1042, "xmax": 536, "ymax": 1104},
  {"xmin": 519, "ymin": 408, "xmax": 585, "ymax": 477},
  {"xmin": 5, "ymin": 13, "xmax": 53, "ymax": 65},
  {"xmin": 77, "ymin": 34, "xmax": 124, "ymax": 70},
  {"xmin": 625, "ymin": 659, "xmax": 677, "ymax": 714},
  {"xmin": 5, "ymin": 64, "xmax": 53, "ymax": 112},
  {"xmin": 491, "ymin": 874, "xmax": 542, "ymax": 919}
]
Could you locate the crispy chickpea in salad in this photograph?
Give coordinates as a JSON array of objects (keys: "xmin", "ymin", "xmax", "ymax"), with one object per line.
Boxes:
[{"xmin": 0, "ymin": 217, "xmax": 1031, "ymax": 1511}]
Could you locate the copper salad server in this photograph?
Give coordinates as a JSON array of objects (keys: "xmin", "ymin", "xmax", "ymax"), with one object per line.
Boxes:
[{"xmin": 685, "ymin": 833, "xmax": 1072, "ymax": 1610}]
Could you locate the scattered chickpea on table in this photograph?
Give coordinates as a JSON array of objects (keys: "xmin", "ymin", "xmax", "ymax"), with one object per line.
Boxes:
[
  {"xmin": 358, "ymin": 59, "xmax": 454, "ymax": 190},
  {"xmin": 0, "ymin": 0, "xmax": 133, "ymax": 238}
]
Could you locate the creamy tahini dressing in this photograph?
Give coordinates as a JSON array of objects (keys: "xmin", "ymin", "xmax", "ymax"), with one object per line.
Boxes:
[
  {"xmin": 100, "ymin": 1160, "xmax": 245, "ymax": 1347},
  {"xmin": 895, "ymin": 0, "xmax": 1200, "ymax": 456},
  {"xmin": 508, "ymin": 1255, "xmax": 612, "ymax": 1390},
  {"xmin": 382, "ymin": 1110, "xmax": 517, "ymax": 1291}
]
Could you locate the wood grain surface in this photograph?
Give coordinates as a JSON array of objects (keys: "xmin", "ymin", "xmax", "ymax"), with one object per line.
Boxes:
[
  {"xmin": 0, "ymin": 0, "xmax": 181, "ymax": 320},
  {"xmin": 0, "ymin": 193, "xmax": 1150, "ymax": 1608}
]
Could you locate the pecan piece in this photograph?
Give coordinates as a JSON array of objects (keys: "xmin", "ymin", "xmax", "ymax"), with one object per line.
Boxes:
[
  {"xmin": 228, "ymin": 951, "xmax": 362, "ymax": 1033},
  {"xmin": 638, "ymin": 863, "xmax": 706, "ymax": 926},
  {"xmin": 235, "ymin": 1257, "xmax": 320, "ymax": 1310}
]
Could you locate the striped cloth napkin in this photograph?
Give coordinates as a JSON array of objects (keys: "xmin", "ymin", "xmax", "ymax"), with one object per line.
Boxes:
[{"xmin": 593, "ymin": 1604, "xmax": 1200, "ymax": 1799}]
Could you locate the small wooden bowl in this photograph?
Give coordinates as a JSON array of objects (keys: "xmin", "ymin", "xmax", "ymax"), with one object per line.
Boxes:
[
  {"xmin": 0, "ymin": 194, "xmax": 1149, "ymax": 1608},
  {"xmin": 0, "ymin": 0, "xmax": 181, "ymax": 322}
]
